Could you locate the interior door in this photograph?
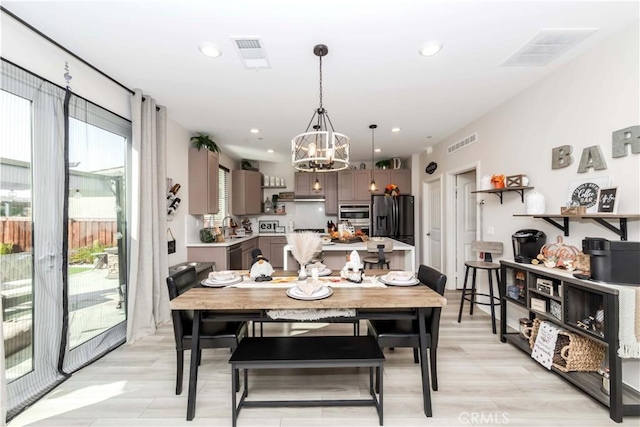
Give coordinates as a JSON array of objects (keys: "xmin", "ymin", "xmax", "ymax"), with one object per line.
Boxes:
[
  {"xmin": 455, "ymin": 171, "xmax": 477, "ymax": 289},
  {"xmin": 424, "ymin": 179, "xmax": 442, "ymax": 271}
]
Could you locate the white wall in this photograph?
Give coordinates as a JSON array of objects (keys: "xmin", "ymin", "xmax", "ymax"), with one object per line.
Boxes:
[{"xmin": 418, "ymin": 22, "xmax": 640, "ymax": 390}]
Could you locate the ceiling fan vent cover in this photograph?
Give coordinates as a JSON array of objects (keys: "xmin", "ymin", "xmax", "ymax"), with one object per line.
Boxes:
[
  {"xmin": 502, "ymin": 29, "xmax": 597, "ymax": 67},
  {"xmin": 231, "ymin": 37, "xmax": 270, "ymax": 69},
  {"xmin": 447, "ymin": 132, "xmax": 477, "ymax": 155}
]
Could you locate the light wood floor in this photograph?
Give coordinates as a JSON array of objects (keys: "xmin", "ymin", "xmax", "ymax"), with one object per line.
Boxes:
[{"xmin": 9, "ymin": 291, "xmax": 639, "ymax": 426}]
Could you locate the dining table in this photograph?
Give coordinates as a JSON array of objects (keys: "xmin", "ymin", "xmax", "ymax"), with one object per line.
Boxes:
[{"xmin": 169, "ymin": 269, "xmax": 447, "ymax": 421}]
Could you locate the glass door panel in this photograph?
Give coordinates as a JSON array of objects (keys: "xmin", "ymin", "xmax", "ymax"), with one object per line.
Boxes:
[{"xmin": 1, "ymin": 90, "xmax": 34, "ymax": 381}]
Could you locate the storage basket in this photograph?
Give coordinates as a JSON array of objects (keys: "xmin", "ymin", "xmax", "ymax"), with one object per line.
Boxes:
[
  {"xmin": 528, "ymin": 319, "xmax": 605, "ymax": 372},
  {"xmin": 553, "ymin": 330, "xmax": 605, "ymax": 372}
]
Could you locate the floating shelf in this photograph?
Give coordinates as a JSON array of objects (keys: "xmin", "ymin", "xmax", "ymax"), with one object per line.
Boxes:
[
  {"xmin": 513, "ymin": 213, "xmax": 640, "ymax": 241},
  {"xmin": 471, "ymin": 186, "xmax": 534, "ymax": 204},
  {"xmin": 262, "ymin": 185, "xmax": 287, "ymax": 189}
]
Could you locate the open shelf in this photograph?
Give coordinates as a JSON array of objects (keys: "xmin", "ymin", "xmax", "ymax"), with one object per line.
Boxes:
[
  {"xmin": 513, "ymin": 213, "xmax": 639, "ymax": 241},
  {"xmin": 503, "ymin": 295, "xmax": 527, "ymax": 308},
  {"xmin": 529, "ymin": 288, "xmax": 562, "ymax": 302},
  {"xmin": 262, "ymin": 185, "xmax": 287, "ymax": 189},
  {"xmin": 471, "ymin": 186, "xmax": 533, "ymax": 204}
]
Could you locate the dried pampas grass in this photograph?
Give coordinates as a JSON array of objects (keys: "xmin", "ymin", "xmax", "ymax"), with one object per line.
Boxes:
[{"xmin": 287, "ymin": 232, "xmax": 322, "ymax": 267}]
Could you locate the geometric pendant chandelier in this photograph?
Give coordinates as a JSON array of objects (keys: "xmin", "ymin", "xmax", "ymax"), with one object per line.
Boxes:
[{"xmin": 292, "ymin": 44, "xmax": 350, "ymax": 172}]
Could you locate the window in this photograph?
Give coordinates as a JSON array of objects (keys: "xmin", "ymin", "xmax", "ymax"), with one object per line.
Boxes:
[{"xmin": 208, "ymin": 166, "xmax": 230, "ymax": 226}]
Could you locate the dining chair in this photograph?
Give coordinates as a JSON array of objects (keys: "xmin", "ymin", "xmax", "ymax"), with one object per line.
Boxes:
[
  {"xmin": 366, "ymin": 264, "xmax": 447, "ymax": 391},
  {"xmin": 166, "ymin": 266, "xmax": 247, "ymax": 395},
  {"xmin": 362, "ymin": 239, "xmax": 394, "ymax": 269}
]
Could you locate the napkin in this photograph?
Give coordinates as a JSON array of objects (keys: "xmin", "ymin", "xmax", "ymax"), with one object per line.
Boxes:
[
  {"xmin": 209, "ymin": 271, "xmax": 236, "ymax": 281},
  {"xmin": 297, "ymin": 279, "xmax": 324, "ymax": 296},
  {"xmin": 386, "ymin": 271, "xmax": 414, "ymax": 281}
]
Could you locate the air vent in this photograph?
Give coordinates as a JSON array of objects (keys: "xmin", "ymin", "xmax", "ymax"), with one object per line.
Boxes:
[
  {"xmin": 447, "ymin": 132, "xmax": 477, "ymax": 155},
  {"xmin": 502, "ymin": 29, "xmax": 597, "ymax": 66},
  {"xmin": 231, "ymin": 37, "xmax": 271, "ymax": 69}
]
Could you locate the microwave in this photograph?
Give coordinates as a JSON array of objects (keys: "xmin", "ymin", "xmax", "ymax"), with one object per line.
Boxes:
[{"xmin": 339, "ymin": 204, "xmax": 370, "ymax": 225}]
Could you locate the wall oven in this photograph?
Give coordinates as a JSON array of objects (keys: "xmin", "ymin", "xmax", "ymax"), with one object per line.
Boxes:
[{"xmin": 338, "ymin": 204, "xmax": 370, "ymax": 234}]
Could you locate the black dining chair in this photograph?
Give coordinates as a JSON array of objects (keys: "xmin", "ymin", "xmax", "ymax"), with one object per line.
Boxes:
[
  {"xmin": 166, "ymin": 266, "xmax": 247, "ymax": 395},
  {"xmin": 366, "ymin": 264, "xmax": 447, "ymax": 391}
]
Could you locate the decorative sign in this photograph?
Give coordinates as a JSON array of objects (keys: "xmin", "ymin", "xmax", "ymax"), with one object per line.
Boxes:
[
  {"xmin": 259, "ymin": 220, "xmax": 279, "ymax": 233},
  {"xmin": 567, "ymin": 176, "xmax": 611, "ymax": 214},
  {"xmin": 425, "ymin": 162, "xmax": 437, "ymax": 174},
  {"xmin": 531, "ymin": 321, "xmax": 562, "ymax": 370},
  {"xmin": 597, "ymin": 187, "xmax": 618, "ymax": 214}
]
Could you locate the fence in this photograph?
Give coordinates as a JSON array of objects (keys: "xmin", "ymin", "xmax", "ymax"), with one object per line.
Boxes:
[{"xmin": 0, "ymin": 218, "xmax": 118, "ymax": 253}]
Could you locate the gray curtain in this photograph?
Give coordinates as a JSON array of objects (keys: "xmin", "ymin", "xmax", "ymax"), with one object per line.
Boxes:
[{"xmin": 126, "ymin": 90, "xmax": 170, "ymax": 343}]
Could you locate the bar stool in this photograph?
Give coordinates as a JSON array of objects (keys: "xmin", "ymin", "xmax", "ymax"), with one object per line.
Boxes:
[
  {"xmin": 457, "ymin": 241, "xmax": 502, "ymax": 334},
  {"xmin": 363, "ymin": 239, "xmax": 393, "ymax": 269}
]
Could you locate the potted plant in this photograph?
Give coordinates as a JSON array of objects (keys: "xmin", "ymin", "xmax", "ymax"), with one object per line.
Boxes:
[
  {"xmin": 190, "ymin": 132, "xmax": 220, "ymax": 153},
  {"xmin": 375, "ymin": 159, "xmax": 391, "ymax": 169}
]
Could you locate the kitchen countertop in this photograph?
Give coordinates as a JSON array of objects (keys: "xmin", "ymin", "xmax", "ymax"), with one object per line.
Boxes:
[{"xmin": 187, "ymin": 233, "xmax": 290, "ymax": 248}]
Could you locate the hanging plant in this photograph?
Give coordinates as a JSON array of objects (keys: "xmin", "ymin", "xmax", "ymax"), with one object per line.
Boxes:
[{"xmin": 190, "ymin": 132, "xmax": 220, "ymax": 153}]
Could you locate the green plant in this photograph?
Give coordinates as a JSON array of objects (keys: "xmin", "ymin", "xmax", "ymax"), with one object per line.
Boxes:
[
  {"xmin": 375, "ymin": 159, "xmax": 391, "ymax": 169},
  {"xmin": 0, "ymin": 243, "xmax": 14, "ymax": 255},
  {"xmin": 190, "ymin": 132, "xmax": 220, "ymax": 153},
  {"xmin": 69, "ymin": 242, "xmax": 106, "ymax": 264}
]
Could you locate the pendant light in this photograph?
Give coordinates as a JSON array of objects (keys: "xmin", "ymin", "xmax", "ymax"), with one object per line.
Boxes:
[
  {"xmin": 312, "ymin": 173, "xmax": 322, "ymax": 192},
  {"xmin": 369, "ymin": 124, "xmax": 378, "ymax": 193},
  {"xmin": 292, "ymin": 44, "xmax": 350, "ymax": 172}
]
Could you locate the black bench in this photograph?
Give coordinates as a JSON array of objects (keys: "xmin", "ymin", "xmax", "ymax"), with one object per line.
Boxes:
[{"xmin": 229, "ymin": 335, "xmax": 385, "ymax": 427}]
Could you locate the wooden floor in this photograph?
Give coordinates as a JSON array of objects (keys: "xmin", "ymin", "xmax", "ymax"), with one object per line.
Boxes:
[{"xmin": 9, "ymin": 291, "xmax": 639, "ymax": 426}]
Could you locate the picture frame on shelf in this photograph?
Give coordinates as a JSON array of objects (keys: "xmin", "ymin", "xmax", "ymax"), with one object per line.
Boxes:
[
  {"xmin": 567, "ymin": 176, "xmax": 611, "ymax": 214},
  {"xmin": 596, "ymin": 187, "xmax": 618, "ymax": 214}
]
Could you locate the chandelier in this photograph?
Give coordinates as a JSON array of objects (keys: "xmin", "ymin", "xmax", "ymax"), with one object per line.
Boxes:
[{"xmin": 292, "ymin": 44, "xmax": 350, "ymax": 172}]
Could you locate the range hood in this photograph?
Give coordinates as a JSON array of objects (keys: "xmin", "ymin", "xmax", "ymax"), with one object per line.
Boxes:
[{"xmin": 292, "ymin": 195, "xmax": 325, "ymax": 202}]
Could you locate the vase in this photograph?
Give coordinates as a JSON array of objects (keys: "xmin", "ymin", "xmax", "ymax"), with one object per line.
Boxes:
[{"xmin": 298, "ymin": 265, "xmax": 308, "ymax": 281}]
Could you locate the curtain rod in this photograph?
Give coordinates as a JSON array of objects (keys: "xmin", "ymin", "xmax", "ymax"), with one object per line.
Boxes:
[{"xmin": 1, "ymin": 6, "xmax": 160, "ymax": 110}]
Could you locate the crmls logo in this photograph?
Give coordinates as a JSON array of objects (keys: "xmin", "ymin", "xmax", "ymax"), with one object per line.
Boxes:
[{"xmin": 458, "ymin": 411, "xmax": 510, "ymax": 425}]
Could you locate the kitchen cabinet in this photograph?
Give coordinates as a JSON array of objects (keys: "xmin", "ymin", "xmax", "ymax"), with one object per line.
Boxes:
[
  {"xmin": 371, "ymin": 169, "xmax": 412, "ymax": 195},
  {"xmin": 241, "ymin": 238, "xmax": 259, "ymax": 269},
  {"xmin": 324, "ymin": 172, "xmax": 338, "ymax": 215},
  {"xmin": 338, "ymin": 170, "xmax": 371, "ymax": 203},
  {"xmin": 294, "ymin": 172, "xmax": 325, "ymax": 196},
  {"xmin": 188, "ymin": 148, "xmax": 219, "ymax": 214},
  {"xmin": 187, "ymin": 247, "xmax": 228, "ymax": 269},
  {"xmin": 231, "ymin": 170, "xmax": 263, "ymax": 215},
  {"xmin": 269, "ymin": 236, "xmax": 287, "ymax": 269}
]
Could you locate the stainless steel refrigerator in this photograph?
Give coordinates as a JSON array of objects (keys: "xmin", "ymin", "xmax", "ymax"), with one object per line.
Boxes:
[{"xmin": 371, "ymin": 195, "xmax": 415, "ymax": 246}]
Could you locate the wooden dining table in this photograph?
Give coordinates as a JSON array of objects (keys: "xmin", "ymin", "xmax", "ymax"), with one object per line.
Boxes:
[{"xmin": 169, "ymin": 269, "xmax": 447, "ymax": 421}]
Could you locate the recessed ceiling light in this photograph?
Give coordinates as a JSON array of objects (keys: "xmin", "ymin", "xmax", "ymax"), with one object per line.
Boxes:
[
  {"xmin": 198, "ymin": 43, "xmax": 222, "ymax": 58},
  {"xmin": 250, "ymin": 128, "xmax": 260, "ymax": 134},
  {"xmin": 374, "ymin": 148, "xmax": 382, "ymax": 153},
  {"xmin": 419, "ymin": 42, "xmax": 443, "ymax": 57},
  {"xmin": 267, "ymin": 149, "xmax": 274, "ymax": 153},
  {"xmin": 391, "ymin": 127, "xmax": 401, "ymax": 133}
]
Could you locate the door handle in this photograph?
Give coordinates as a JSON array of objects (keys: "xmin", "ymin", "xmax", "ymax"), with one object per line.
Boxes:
[{"xmin": 426, "ymin": 232, "xmax": 431, "ymax": 236}]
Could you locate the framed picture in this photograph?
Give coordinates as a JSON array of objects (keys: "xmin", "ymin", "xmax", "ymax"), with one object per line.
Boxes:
[
  {"xmin": 597, "ymin": 187, "xmax": 618, "ymax": 214},
  {"xmin": 275, "ymin": 226, "xmax": 286, "ymax": 234},
  {"xmin": 567, "ymin": 176, "xmax": 611, "ymax": 214}
]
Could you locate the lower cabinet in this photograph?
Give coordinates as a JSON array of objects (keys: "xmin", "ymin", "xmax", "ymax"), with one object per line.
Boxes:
[
  {"xmin": 499, "ymin": 260, "xmax": 640, "ymax": 423},
  {"xmin": 256, "ymin": 236, "xmax": 286, "ymax": 269},
  {"xmin": 241, "ymin": 238, "xmax": 259, "ymax": 270}
]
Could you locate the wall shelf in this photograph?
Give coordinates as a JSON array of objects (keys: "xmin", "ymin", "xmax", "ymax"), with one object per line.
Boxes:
[
  {"xmin": 471, "ymin": 186, "xmax": 533, "ymax": 204},
  {"xmin": 262, "ymin": 185, "xmax": 287, "ymax": 189},
  {"xmin": 513, "ymin": 214, "xmax": 640, "ymax": 241}
]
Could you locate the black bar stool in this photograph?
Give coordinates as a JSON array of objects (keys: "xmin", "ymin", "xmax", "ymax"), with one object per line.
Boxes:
[{"xmin": 457, "ymin": 241, "xmax": 502, "ymax": 334}]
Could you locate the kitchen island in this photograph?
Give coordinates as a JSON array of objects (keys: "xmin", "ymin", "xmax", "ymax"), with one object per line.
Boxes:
[{"xmin": 284, "ymin": 239, "xmax": 416, "ymax": 272}]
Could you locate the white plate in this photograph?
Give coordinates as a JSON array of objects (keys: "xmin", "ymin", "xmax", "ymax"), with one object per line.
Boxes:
[
  {"xmin": 378, "ymin": 275, "xmax": 420, "ymax": 287},
  {"xmin": 306, "ymin": 268, "xmax": 332, "ymax": 277},
  {"xmin": 286, "ymin": 285, "xmax": 333, "ymax": 300},
  {"xmin": 201, "ymin": 276, "xmax": 242, "ymax": 287}
]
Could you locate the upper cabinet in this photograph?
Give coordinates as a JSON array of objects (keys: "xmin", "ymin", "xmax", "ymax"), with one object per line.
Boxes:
[
  {"xmin": 338, "ymin": 170, "xmax": 372, "ymax": 203},
  {"xmin": 188, "ymin": 148, "xmax": 219, "ymax": 215},
  {"xmin": 294, "ymin": 172, "xmax": 325, "ymax": 196},
  {"xmin": 371, "ymin": 169, "xmax": 412, "ymax": 196},
  {"xmin": 231, "ymin": 170, "xmax": 263, "ymax": 215}
]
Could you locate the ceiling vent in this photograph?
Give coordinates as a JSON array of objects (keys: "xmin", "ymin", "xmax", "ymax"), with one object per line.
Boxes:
[
  {"xmin": 447, "ymin": 132, "xmax": 477, "ymax": 155},
  {"xmin": 231, "ymin": 37, "xmax": 270, "ymax": 69},
  {"xmin": 502, "ymin": 29, "xmax": 597, "ymax": 67}
]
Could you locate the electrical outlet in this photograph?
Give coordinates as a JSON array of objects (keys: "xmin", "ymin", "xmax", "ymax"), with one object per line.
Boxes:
[{"xmin": 487, "ymin": 226, "xmax": 495, "ymax": 236}]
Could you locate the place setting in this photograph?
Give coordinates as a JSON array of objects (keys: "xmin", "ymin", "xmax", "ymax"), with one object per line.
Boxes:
[
  {"xmin": 306, "ymin": 261, "xmax": 332, "ymax": 277},
  {"xmin": 286, "ymin": 279, "xmax": 333, "ymax": 301},
  {"xmin": 377, "ymin": 271, "xmax": 420, "ymax": 286},
  {"xmin": 201, "ymin": 270, "xmax": 243, "ymax": 287}
]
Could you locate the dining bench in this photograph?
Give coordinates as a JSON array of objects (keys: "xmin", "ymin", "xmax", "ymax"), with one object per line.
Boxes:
[{"xmin": 229, "ymin": 335, "xmax": 385, "ymax": 427}]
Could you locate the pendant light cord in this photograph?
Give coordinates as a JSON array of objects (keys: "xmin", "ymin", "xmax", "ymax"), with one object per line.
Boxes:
[{"xmin": 318, "ymin": 55, "xmax": 323, "ymax": 110}]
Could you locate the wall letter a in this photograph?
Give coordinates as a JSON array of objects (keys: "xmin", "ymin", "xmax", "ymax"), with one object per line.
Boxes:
[{"xmin": 578, "ymin": 146, "xmax": 607, "ymax": 173}]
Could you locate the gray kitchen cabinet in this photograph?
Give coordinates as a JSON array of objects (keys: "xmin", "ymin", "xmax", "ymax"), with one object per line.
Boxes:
[
  {"xmin": 324, "ymin": 172, "xmax": 338, "ymax": 215},
  {"xmin": 294, "ymin": 172, "xmax": 325, "ymax": 196},
  {"xmin": 187, "ymin": 247, "xmax": 227, "ymax": 269},
  {"xmin": 371, "ymin": 169, "xmax": 411, "ymax": 195},
  {"xmin": 338, "ymin": 170, "xmax": 371, "ymax": 203},
  {"xmin": 188, "ymin": 148, "xmax": 219, "ymax": 214},
  {"xmin": 241, "ymin": 238, "xmax": 259, "ymax": 269},
  {"xmin": 258, "ymin": 237, "xmax": 271, "ymax": 260},
  {"xmin": 231, "ymin": 170, "xmax": 263, "ymax": 215},
  {"xmin": 269, "ymin": 236, "xmax": 287, "ymax": 269}
]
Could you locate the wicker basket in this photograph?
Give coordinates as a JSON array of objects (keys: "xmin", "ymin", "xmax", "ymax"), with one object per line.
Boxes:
[{"xmin": 528, "ymin": 318, "xmax": 605, "ymax": 372}]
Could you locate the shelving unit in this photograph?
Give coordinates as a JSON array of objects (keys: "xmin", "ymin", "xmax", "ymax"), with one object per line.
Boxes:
[
  {"xmin": 513, "ymin": 214, "xmax": 639, "ymax": 241},
  {"xmin": 471, "ymin": 186, "xmax": 533, "ymax": 204},
  {"xmin": 500, "ymin": 261, "xmax": 640, "ymax": 423}
]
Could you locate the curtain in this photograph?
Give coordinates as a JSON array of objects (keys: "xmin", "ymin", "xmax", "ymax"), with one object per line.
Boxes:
[
  {"xmin": 1, "ymin": 297, "xmax": 6, "ymax": 427},
  {"xmin": 126, "ymin": 90, "xmax": 170, "ymax": 343}
]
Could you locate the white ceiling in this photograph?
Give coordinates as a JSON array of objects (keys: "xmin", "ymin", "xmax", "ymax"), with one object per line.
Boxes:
[{"xmin": 3, "ymin": 1, "xmax": 638, "ymax": 164}]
